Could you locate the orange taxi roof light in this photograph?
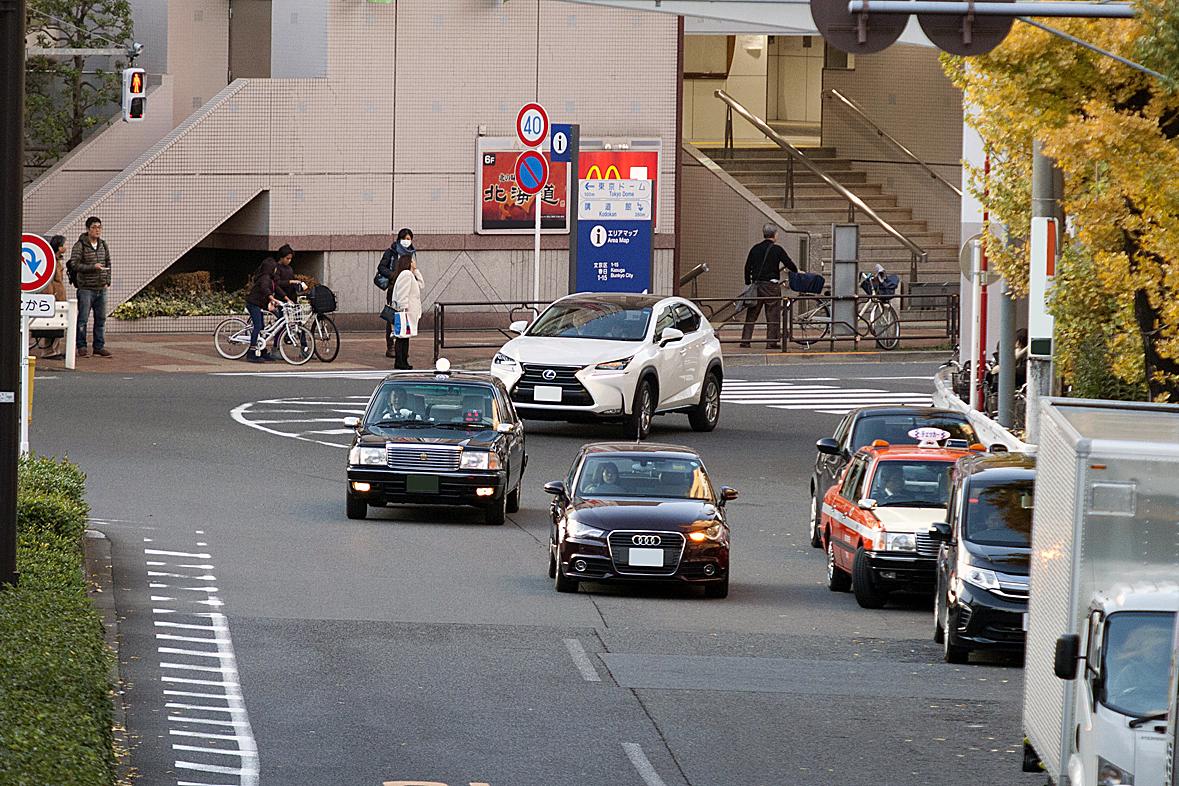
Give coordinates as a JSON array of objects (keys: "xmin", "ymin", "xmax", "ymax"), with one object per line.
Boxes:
[
  {"xmin": 969, "ymin": 443, "xmax": 987, "ymax": 452},
  {"xmin": 871, "ymin": 439, "xmax": 890, "ymax": 448}
]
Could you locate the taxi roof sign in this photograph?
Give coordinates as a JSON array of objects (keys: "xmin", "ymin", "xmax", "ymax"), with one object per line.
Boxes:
[{"xmin": 909, "ymin": 427, "xmax": 951, "ymax": 447}]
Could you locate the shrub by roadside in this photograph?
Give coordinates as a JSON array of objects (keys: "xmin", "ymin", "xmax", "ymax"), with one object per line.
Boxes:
[
  {"xmin": 111, "ymin": 269, "xmax": 322, "ymax": 320},
  {"xmin": 0, "ymin": 456, "xmax": 117, "ymax": 786}
]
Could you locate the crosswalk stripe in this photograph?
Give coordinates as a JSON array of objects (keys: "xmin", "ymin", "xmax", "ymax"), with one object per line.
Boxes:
[{"xmin": 723, "ymin": 378, "xmax": 931, "ymax": 416}]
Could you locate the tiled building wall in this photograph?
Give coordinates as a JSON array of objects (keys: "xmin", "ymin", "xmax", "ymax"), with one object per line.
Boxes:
[
  {"xmin": 821, "ymin": 44, "xmax": 962, "ymax": 243},
  {"xmin": 41, "ymin": 0, "xmax": 679, "ymax": 321},
  {"xmin": 167, "ymin": 0, "xmax": 230, "ymax": 125}
]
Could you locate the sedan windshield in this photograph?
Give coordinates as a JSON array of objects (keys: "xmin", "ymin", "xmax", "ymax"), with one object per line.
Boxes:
[
  {"xmin": 868, "ymin": 460, "xmax": 953, "ymax": 508},
  {"xmin": 851, "ymin": 414, "xmax": 977, "ymax": 450},
  {"xmin": 577, "ymin": 455, "xmax": 713, "ymax": 500},
  {"xmin": 365, "ymin": 382, "xmax": 497, "ymax": 428},
  {"xmin": 1100, "ymin": 611, "xmax": 1175, "ymax": 718},
  {"xmin": 528, "ymin": 301, "xmax": 652, "ymax": 341},
  {"xmin": 964, "ymin": 479, "xmax": 1033, "ymax": 547}
]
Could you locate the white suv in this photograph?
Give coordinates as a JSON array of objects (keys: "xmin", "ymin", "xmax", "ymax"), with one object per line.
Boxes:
[{"xmin": 489, "ymin": 293, "xmax": 723, "ymax": 439}]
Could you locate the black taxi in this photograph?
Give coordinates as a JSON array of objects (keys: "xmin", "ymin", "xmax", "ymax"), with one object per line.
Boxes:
[{"xmin": 344, "ymin": 360, "xmax": 526, "ymax": 524}]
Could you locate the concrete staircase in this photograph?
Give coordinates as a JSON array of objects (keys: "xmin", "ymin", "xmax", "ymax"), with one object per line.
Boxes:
[{"xmin": 699, "ymin": 147, "xmax": 960, "ymax": 285}]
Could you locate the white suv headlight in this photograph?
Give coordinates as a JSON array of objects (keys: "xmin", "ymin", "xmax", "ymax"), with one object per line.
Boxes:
[
  {"xmin": 460, "ymin": 451, "xmax": 501, "ymax": 470},
  {"xmin": 593, "ymin": 356, "xmax": 634, "ymax": 372},
  {"xmin": 492, "ymin": 352, "xmax": 518, "ymax": 371},
  {"xmin": 349, "ymin": 446, "xmax": 386, "ymax": 466},
  {"xmin": 880, "ymin": 532, "xmax": 916, "ymax": 552}
]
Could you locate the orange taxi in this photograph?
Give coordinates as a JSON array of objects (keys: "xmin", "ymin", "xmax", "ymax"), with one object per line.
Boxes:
[{"xmin": 820, "ymin": 428, "xmax": 982, "ymax": 609}]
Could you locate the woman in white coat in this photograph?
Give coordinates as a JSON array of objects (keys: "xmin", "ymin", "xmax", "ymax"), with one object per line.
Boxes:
[{"xmin": 390, "ymin": 246, "xmax": 424, "ymax": 370}]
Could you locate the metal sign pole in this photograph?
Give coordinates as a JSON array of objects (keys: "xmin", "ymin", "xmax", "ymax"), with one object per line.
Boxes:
[
  {"xmin": 533, "ymin": 187, "xmax": 541, "ymax": 307},
  {"xmin": 19, "ymin": 315, "xmax": 28, "ymax": 455},
  {"xmin": 0, "ymin": 0, "xmax": 26, "ymax": 588}
]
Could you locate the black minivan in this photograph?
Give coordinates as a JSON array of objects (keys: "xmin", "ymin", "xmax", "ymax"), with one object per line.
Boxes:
[{"xmin": 931, "ymin": 452, "xmax": 1035, "ymax": 663}]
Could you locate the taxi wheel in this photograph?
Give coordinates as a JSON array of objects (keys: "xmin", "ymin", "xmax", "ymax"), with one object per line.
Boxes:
[
  {"xmin": 827, "ymin": 537, "xmax": 851, "ymax": 592},
  {"xmin": 345, "ymin": 492, "xmax": 367, "ymax": 520},
  {"xmin": 484, "ymin": 494, "xmax": 507, "ymax": 526},
  {"xmin": 554, "ymin": 566, "xmax": 579, "ymax": 593},
  {"xmin": 506, "ymin": 484, "xmax": 521, "ymax": 514},
  {"xmin": 809, "ymin": 492, "xmax": 823, "ymax": 548},
  {"xmin": 852, "ymin": 547, "xmax": 889, "ymax": 609}
]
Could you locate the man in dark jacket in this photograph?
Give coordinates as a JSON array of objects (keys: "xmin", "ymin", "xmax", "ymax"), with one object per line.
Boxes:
[
  {"xmin": 69, "ymin": 216, "xmax": 112, "ymax": 358},
  {"xmin": 740, "ymin": 223, "xmax": 798, "ymax": 349}
]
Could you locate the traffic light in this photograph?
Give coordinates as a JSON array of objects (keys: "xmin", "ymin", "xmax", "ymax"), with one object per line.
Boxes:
[{"xmin": 122, "ymin": 67, "xmax": 146, "ymax": 122}]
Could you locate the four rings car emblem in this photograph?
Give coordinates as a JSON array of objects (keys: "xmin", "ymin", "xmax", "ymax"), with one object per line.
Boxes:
[
  {"xmin": 541, "ymin": 369, "xmax": 558, "ymax": 381},
  {"xmin": 632, "ymin": 534, "xmax": 662, "ymax": 546}
]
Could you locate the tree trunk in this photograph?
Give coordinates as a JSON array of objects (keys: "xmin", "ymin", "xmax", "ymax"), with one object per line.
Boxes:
[{"xmin": 1133, "ymin": 288, "xmax": 1179, "ymax": 401}]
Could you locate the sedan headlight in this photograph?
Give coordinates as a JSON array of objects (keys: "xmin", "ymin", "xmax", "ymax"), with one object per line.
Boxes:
[
  {"xmin": 566, "ymin": 520, "xmax": 605, "ymax": 539},
  {"xmin": 962, "ymin": 566, "xmax": 1001, "ymax": 591},
  {"xmin": 593, "ymin": 356, "xmax": 634, "ymax": 372},
  {"xmin": 1097, "ymin": 757, "xmax": 1133, "ymax": 786},
  {"xmin": 460, "ymin": 451, "xmax": 501, "ymax": 470},
  {"xmin": 880, "ymin": 532, "xmax": 916, "ymax": 552},
  {"xmin": 689, "ymin": 523, "xmax": 726, "ymax": 542},
  {"xmin": 492, "ymin": 352, "xmax": 518, "ymax": 371},
  {"xmin": 349, "ymin": 446, "xmax": 386, "ymax": 466}
]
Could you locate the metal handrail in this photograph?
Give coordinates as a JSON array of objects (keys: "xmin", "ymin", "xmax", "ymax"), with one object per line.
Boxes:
[
  {"xmin": 823, "ymin": 89, "xmax": 963, "ymax": 197},
  {"xmin": 715, "ymin": 88, "xmax": 929, "ymax": 285}
]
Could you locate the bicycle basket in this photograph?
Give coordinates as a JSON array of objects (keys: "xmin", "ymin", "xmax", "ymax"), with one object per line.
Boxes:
[
  {"xmin": 309, "ymin": 284, "xmax": 337, "ymax": 314},
  {"xmin": 861, "ymin": 273, "xmax": 900, "ymax": 299},
  {"xmin": 283, "ymin": 301, "xmax": 311, "ymax": 323}
]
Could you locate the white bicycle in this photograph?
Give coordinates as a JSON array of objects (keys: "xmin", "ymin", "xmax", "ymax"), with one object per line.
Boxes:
[{"xmin": 213, "ymin": 301, "xmax": 315, "ymax": 365}]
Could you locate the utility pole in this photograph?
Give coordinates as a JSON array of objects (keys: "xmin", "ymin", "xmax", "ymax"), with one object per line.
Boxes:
[
  {"xmin": 996, "ymin": 285, "xmax": 1016, "ymax": 427},
  {"xmin": 1025, "ymin": 140, "xmax": 1062, "ymax": 443},
  {"xmin": 0, "ymin": 0, "xmax": 25, "ymax": 588}
]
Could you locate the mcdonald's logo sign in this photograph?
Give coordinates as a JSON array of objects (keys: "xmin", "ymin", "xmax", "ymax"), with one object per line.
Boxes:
[{"xmin": 584, "ymin": 165, "xmax": 622, "ymax": 179}]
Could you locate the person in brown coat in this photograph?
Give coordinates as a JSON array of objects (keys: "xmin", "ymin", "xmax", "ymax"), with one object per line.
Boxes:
[{"xmin": 39, "ymin": 235, "xmax": 69, "ymax": 359}]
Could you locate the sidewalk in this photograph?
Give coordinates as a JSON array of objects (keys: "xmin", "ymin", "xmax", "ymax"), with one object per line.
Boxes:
[{"xmin": 30, "ymin": 331, "xmax": 948, "ymax": 375}]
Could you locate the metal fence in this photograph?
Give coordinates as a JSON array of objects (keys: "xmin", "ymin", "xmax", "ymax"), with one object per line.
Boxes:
[{"xmin": 432, "ymin": 292, "xmax": 958, "ymax": 360}]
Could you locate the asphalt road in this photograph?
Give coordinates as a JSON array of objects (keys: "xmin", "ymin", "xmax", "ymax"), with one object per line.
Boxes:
[{"xmin": 30, "ymin": 360, "xmax": 1044, "ymax": 786}]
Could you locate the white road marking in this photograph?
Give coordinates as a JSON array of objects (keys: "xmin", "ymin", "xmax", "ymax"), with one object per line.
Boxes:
[
  {"xmin": 175, "ymin": 761, "xmax": 244, "ymax": 776},
  {"xmin": 156, "ymin": 621, "xmax": 218, "ymax": 631},
  {"xmin": 723, "ymin": 379, "xmax": 931, "ymax": 414},
  {"xmin": 172, "ymin": 745, "xmax": 252, "ymax": 757},
  {"xmin": 170, "ymin": 729, "xmax": 247, "ymax": 742},
  {"xmin": 212, "ymin": 369, "xmax": 391, "ymax": 379},
  {"xmin": 169, "ymin": 717, "xmax": 250, "ymax": 727},
  {"xmin": 563, "ymin": 638, "xmax": 602, "ymax": 682},
  {"xmin": 162, "ymin": 663, "xmax": 233, "ymax": 673},
  {"xmin": 166, "ymin": 703, "xmax": 244, "ymax": 713},
  {"xmin": 156, "ymin": 633, "xmax": 231, "ymax": 644},
  {"xmin": 622, "ymin": 743, "xmax": 669, "ymax": 786},
  {"xmin": 146, "ymin": 549, "xmax": 213, "ymax": 559}
]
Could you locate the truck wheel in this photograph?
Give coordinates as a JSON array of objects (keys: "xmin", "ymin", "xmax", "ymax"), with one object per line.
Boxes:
[
  {"xmin": 688, "ymin": 372, "xmax": 721, "ymax": 432},
  {"xmin": 346, "ymin": 492, "xmax": 367, "ymax": 520},
  {"xmin": 809, "ymin": 491, "xmax": 823, "ymax": 548},
  {"xmin": 942, "ymin": 613, "xmax": 970, "ymax": 664},
  {"xmin": 827, "ymin": 538, "xmax": 851, "ymax": 592},
  {"xmin": 852, "ymin": 547, "xmax": 888, "ymax": 609}
]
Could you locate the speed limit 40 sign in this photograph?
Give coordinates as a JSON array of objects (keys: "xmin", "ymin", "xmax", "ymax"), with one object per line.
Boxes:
[{"xmin": 516, "ymin": 102, "xmax": 549, "ymax": 148}]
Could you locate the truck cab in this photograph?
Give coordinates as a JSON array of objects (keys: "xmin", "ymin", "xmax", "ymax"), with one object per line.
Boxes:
[{"xmin": 1053, "ymin": 586, "xmax": 1178, "ymax": 786}]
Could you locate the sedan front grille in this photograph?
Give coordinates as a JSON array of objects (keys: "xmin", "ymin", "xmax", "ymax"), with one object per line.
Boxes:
[
  {"xmin": 386, "ymin": 444, "xmax": 462, "ymax": 472},
  {"xmin": 607, "ymin": 530, "xmax": 686, "ymax": 576},
  {"xmin": 914, "ymin": 532, "xmax": 941, "ymax": 558},
  {"xmin": 513, "ymin": 364, "xmax": 594, "ymax": 406}
]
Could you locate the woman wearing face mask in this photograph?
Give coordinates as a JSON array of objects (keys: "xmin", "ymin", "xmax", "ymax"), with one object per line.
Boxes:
[
  {"xmin": 377, "ymin": 228, "xmax": 419, "ymax": 360},
  {"xmin": 388, "ymin": 230, "xmax": 424, "ymax": 370}
]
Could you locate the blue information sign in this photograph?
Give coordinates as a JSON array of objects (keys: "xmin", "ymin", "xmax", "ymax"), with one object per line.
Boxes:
[
  {"xmin": 550, "ymin": 124, "xmax": 573, "ymax": 163},
  {"xmin": 575, "ymin": 220, "xmax": 652, "ymax": 293}
]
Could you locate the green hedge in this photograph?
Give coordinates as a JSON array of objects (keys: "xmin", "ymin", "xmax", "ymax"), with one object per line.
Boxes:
[{"xmin": 0, "ymin": 456, "xmax": 117, "ymax": 786}]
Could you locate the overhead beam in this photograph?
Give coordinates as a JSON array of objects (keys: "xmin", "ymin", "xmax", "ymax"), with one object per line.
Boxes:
[
  {"xmin": 26, "ymin": 46, "xmax": 126, "ymax": 56},
  {"xmin": 846, "ymin": 1, "xmax": 1135, "ymax": 17}
]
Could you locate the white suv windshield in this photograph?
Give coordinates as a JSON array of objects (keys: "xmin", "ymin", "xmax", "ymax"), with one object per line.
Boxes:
[{"xmin": 529, "ymin": 302, "xmax": 652, "ymax": 341}]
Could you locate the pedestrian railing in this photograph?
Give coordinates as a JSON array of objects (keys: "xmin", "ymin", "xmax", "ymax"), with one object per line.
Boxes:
[{"xmin": 432, "ymin": 292, "xmax": 958, "ymax": 360}]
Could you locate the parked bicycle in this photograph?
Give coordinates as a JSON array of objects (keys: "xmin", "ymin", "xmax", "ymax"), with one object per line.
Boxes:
[
  {"xmin": 213, "ymin": 301, "xmax": 315, "ymax": 364},
  {"xmin": 303, "ymin": 285, "xmax": 340, "ymax": 362},
  {"xmin": 789, "ymin": 270, "xmax": 901, "ymax": 350}
]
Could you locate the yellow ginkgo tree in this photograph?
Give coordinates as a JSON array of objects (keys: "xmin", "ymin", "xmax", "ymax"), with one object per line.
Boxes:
[{"xmin": 943, "ymin": 0, "xmax": 1179, "ymax": 400}]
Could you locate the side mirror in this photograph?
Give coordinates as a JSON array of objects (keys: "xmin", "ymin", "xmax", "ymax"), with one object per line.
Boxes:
[
  {"xmin": 343, "ymin": 416, "xmax": 360, "ymax": 428},
  {"xmin": 1054, "ymin": 634, "xmax": 1081, "ymax": 680},
  {"xmin": 719, "ymin": 486, "xmax": 738, "ymax": 505},
  {"xmin": 858, "ymin": 498, "xmax": 877, "ymax": 510},
  {"xmin": 659, "ymin": 327, "xmax": 684, "ymax": 346},
  {"xmin": 496, "ymin": 422, "xmax": 515, "ymax": 434},
  {"xmin": 508, "ymin": 320, "xmax": 529, "ymax": 335},
  {"xmin": 543, "ymin": 481, "xmax": 566, "ymax": 497},
  {"xmin": 928, "ymin": 521, "xmax": 952, "ymax": 541},
  {"xmin": 815, "ymin": 438, "xmax": 840, "ymax": 456}
]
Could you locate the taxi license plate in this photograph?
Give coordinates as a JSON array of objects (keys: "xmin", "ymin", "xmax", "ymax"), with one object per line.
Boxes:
[
  {"xmin": 628, "ymin": 548, "xmax": 663, "ymax": 567},
  {"xmin": 406, "ymin": 475, "xmax": 439, "ymax": 493},
  {"xmin": 534, "ymin": 385, "xmax": 563, "ymax": 403}
]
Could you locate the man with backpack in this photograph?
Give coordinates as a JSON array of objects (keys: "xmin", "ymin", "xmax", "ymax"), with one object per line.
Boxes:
[
  {"xmin": 740, "ymin": 224, "xmax": 798, "ymax": 349},
  {"xmin": 68, "ymin": 216, "xmax": 113, "ymax": 358}
]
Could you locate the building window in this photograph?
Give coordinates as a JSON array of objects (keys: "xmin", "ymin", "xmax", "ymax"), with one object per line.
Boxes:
[{"xmin": 824, "ymin": 44, "xmax": 854, "ymax": 71}]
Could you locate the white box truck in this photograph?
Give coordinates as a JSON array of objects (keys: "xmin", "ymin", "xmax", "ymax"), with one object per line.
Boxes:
[{"xmin": 1022, "ymin": 398, "xmax": 1179, "ymax": 786}]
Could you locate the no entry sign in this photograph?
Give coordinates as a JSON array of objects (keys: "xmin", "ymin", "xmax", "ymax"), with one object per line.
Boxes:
[
  {"xmin": 514, "ymin": 150, "xmax": 549, "ymax": 196},
  {"xmin": 20, "ymin": 233, "xmax": 55, "ymax": 294}
]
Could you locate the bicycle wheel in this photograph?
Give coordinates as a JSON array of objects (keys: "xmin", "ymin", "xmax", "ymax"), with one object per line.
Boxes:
[
  {"xmin": 278, "ymin": 324, "xmax": 315, "ymax": 365},
  {"xmin": 867, "ymin": 301, "xmax": 900, "ymax": 350},
  {"xmin": 793, "ymin": 302, "xmax": 831, "ymax": 348},
  {"xmin": 312, "ymin": 314, "xmax": 340, "ymax": 363},
  {"xmin": 214, "ymin": 317, "xmax": 252, "ymax": 359}
]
